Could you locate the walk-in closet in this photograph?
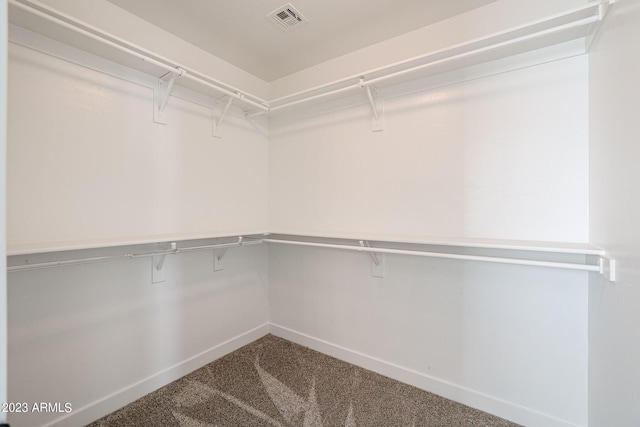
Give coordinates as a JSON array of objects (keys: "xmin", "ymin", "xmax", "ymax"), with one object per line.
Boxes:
[{"xmin": 1, "ymin": 0, "xmax": 639, "ymax": 426}]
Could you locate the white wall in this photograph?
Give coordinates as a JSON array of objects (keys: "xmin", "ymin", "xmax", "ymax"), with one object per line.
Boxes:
[
  {"xmin": 6, "ymin": 26, "xmax": 270, "ymax": 427},
  {"xmin": 270, "ymin": 245, "xmax": 588, "ymax": 427},
  {"xmin": 269, "ymin": 56, "xmax": 589, "ymax": 243},
  {"xmin": 8, "ymin": 244, "xmax": 269, "ymax": 427},
  {"xmin": 588, "ymin": 0, "xmax": 640, "ymax": 426},
  {"xmin": 7, "ymin": 37, "xmax": 268, "ymax": 253},
  {"xmin": 268, "ymin": 38, "xmax": 590, "ymax": 427},
  {"xmin": 6, "ymin": 1, "xmax": 597, "ymax": 426},
  {"xmin": 1, "ymin": 0, "xmax": 9, "ymax": 422}
]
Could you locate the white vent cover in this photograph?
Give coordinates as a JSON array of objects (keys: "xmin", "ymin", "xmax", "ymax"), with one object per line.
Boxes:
[{"xmin": 266, "ymin": 3, "xmax": 308, "ymax": 30}]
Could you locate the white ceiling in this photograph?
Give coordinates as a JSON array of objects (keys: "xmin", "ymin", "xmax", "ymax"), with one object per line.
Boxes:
[{"xmin": 106, "ymin": 0, "xmax": 499, "ymax": 82}]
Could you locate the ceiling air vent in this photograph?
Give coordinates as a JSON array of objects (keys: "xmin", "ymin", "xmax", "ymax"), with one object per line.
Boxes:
[{"xmin": 266, "ymin": 3, "xmax": 308, "ymax": 31}]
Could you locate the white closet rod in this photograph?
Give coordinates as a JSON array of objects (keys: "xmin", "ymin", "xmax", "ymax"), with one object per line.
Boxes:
[
  {"xmin": 10, "ymin": 0, "xmax": 610, "ymax": 117},
  {"xmin": 362, "ymin": 16, "xmax": 599, "ymax": 88},
  {"xmin": 263, "ymin": 239, "xmax": 601, "ymax": 273},
  {"xmin": 9, "ymin": 0, "xmax": 270, "ymax": 111},
  {"xmin": 7, "ymin": 239, "xmax": 263, "ymax": 272},
  {"xmin": 264, "ymin": 0, "xmax": 608, "ymax": 111},
  {"xmin": 257, "ymin": 15, "xmax": 599, "ymax": 117}
]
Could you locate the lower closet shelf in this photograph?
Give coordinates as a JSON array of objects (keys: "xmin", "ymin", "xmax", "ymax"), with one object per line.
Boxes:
[{"xmin": 263, "ymin": 233, "xmax": 611, "ymax": 278}]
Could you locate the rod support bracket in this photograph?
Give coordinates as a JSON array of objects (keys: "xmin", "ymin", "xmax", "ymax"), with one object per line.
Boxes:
[
  {"xmin": 154, "ymin": 70, "xmax": 184, "ymax": 124},
  {"xmin": 152, "ymin": 242, "xmax": 177, "ymax": 283},
  {"xmin": 359, "ymin": 240, "xmax": 385, "ymax": 278},
  {"xmin": 599, "ymin": 256, "xmax": 617, "ymax": 283},
  {"xmin": 360, "ymin": 78, "xmax": 384, "ymax": 132},
  {"xmin": 213, "ymin": 94, "xmax": 237, "ymax": 138},
  {"xmin": 214, "ymin": 236, "xmax": 244, "ymax": 271},
  {"xmin": 214, "ymin": 248, "xmax": 227, "ymax": 271}
]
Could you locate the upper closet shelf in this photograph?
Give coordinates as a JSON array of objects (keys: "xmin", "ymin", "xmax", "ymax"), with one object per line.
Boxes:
[
  {"xmin": 7, "ymin": 0, "xmax": 270, "ymax": 111},
  {"xmin": 8, "ymin": 0, "xmax": 614, "ymax": 118},
  {"xmin": 262, "ymin": 0, "xmax": 615, "ymax": 116}
]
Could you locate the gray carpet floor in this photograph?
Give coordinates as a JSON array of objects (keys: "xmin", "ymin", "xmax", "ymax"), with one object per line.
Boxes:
[{"xmin": 87, "ymin": 334, "xmax": 520, "ymax": 426}]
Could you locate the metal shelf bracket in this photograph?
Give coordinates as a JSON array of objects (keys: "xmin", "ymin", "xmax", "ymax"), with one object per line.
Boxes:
[
  {"xmin": 213, "ymin": 94, "xmax": 239, "ymax": 138},
  {"xmin": 153, "ymin": 68, "xmax": 185, "ymax": 124},
  {"xmin": 360, "ymin": 78, "xmax": 384, "ymax": 132},
  {"xmin": 152, "ymin": 242, "xmax": 177, "ymax": 283},
  {"xmin": 360, "ymin": 240, "xmax": 385, "ymax": 278},
  {"xmin": 214, "ymin": 236, "xmax": 244, "ymax": 271}
]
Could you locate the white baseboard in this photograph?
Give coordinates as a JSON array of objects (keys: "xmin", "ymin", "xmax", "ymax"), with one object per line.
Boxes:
[
  {"xmin": 40, "ymin": 322, "xmax": 580, "ymax": 427},
  {"xmin": 269, "ymin": 323, "xmax": 581, "ymax": 427},
  {"xmin": 45, "ymin": 323, "xmax": 271, "ymax": 427}
]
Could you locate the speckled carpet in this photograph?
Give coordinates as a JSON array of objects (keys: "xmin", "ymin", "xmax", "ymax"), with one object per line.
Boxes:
[{"xmin": 88, "ymin": 334, "xmax": 520, "ymax": 426}]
